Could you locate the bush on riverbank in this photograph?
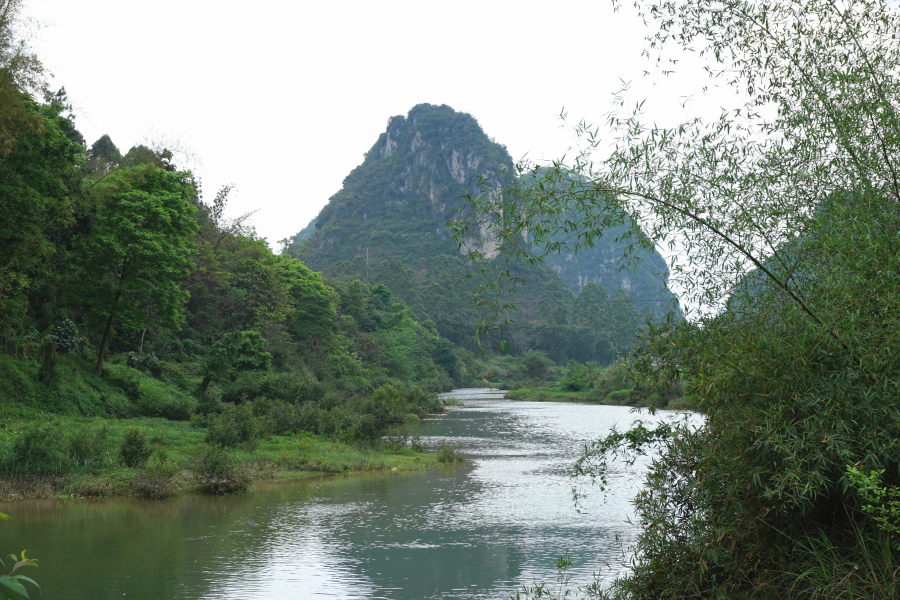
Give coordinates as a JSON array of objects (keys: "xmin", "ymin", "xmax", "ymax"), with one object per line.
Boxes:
[
  {"xmin": 505, "ymin": 361, "xmax": 687, "ymax": 408},
  {"xmin": 132, "ymin": 449, "xmax": 179, "ymax": 499},
  {"xmin": 0, "ymin": 412, "xmax": 443, "ymax": 500},
  {"xmin": 189, "ymin": 445, "xmax": 251, "ymax": 495},
  {"xmin": 0, "ymin": 336, "xmax": 448, "ymax": 478}
]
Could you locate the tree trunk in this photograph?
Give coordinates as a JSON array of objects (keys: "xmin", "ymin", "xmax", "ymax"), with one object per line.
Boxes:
[
  {"xmin": 96, "ymin": 287, "xmax": 122, "ymax": 376},
  {"xmin": 198, "ymin": 373, "xmax": 213, "ymax": 394}
]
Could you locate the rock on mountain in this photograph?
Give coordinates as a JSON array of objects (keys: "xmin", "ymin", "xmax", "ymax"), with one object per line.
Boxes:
[{"xmin": 294, "ymin": 103, "xmax": 680, "ymax": 317}]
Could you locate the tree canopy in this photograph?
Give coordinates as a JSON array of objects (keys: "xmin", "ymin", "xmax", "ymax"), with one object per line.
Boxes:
[
  {"xmin": 72, "ymin": 164, "xmax": 197, "ymax": 374},
  {"xmin": 461, "ymin": 0, "xmax": 900, "ymax": 596}
]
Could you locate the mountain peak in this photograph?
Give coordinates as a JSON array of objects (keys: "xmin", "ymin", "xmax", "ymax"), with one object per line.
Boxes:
[{"xmin": 301, "ymin": 104, "xmax": 512, "ymax": 271}]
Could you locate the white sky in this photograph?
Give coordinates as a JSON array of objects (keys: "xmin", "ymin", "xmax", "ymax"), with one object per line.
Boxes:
[{"xmin": 23, "ymin": 0, "xmax": 738, "ymax": 249}]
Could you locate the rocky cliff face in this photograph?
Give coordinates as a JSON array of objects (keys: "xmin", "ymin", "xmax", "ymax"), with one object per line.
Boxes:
[
  {"xmin": 294, "ymin": 103, "xmax": 680, "ymax": 318},
  {"xmin": 542, "ymin": 224, "xmax": 680, "ymax": 318},
  {"xmin": 299, "ymin": 104, "xmax": 512, "ymax": 271}
]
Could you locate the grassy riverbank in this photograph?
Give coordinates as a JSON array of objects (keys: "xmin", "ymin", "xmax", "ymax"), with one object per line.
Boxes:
[
  {"xmin": 0, "ymin": 413, "xmax": 450, "ymax": 501},
  {"xmin": 0, "ymin": 352, "xmax": 461, "ymax": 502},
  {"xmin": 504, "ymin": 385, "xmax": 695, "ymax": 409},
  {"xmin": 503, "ymin": 361, "xmax": 695, "ymax": 409}
]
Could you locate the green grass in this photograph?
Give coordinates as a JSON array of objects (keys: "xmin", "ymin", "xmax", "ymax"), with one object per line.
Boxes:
[
  {"xmin": 0, "ymin": 353, "xmax": 448, "ymax": 500},
  {"xmin": 0, "ymin": 413, "xmax": 442, "ymax": 500},
  {"xmin": 505, "ymin": 383, "xmax": 696, "ymax": 409},
  {"xmin": 505, "ymin": 384, "xmax": 635, "ymax": 404}
]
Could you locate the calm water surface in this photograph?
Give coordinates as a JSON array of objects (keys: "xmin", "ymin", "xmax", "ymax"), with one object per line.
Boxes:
[{"xmin": 0, "ymin": 390, "xmax": 688, "ymax": 599}]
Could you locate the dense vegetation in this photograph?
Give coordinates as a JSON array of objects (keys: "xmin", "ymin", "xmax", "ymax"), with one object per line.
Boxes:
[
  {"xmin": 290, "ymin": 102, "xmax": 681, "ymax": 361},
  {"xmin": 0, "ymin": 0, "xmax": 669, "ymax": 522},
  {"xmin": 0, "ymin": 0, "xmax": 482, "ymax": 510},
  {"xmin": 475, "ymin": 1, "xmax": 900, "ymax": 598},
  {"xmin": 323, "ymin": 253, "xmax": 663, "ymax": 364}
]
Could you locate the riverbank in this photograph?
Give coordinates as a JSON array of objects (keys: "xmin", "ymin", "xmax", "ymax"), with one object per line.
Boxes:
[
  {"xmin": 494, "ymin": 361, "xmax": 695, "ymax": 410},
  {"xmin": 1, "ymin": 391, "xmax": 670, "ymax": 599},
  {"xmin": 0, "ymin": 414, "xmax": 450, "ymax": 502},
  {"xmin": 504, "ymin": 385, "xmax": 696, "ymax": 409}
]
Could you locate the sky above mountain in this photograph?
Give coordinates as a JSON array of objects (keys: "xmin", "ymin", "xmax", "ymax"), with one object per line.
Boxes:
[{"xmin": 23, "ymin": 0, "xmax": 740, "ymax": 249}]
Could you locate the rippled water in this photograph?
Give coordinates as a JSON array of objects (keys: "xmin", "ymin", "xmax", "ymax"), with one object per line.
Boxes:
[{"xmin": 0, "ymin": 390, "xmax": 689, "ymax": 599}]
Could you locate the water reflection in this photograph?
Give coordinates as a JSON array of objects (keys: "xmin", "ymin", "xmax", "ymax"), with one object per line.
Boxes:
[{"xmin": 0, "ymin": 390, "xmax": 689, "ymax": 599}]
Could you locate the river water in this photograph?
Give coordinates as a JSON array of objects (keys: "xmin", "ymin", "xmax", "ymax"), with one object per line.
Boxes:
[{"xmin": 0, "ymin": 389, "xmax": 688, "ymax": 599}]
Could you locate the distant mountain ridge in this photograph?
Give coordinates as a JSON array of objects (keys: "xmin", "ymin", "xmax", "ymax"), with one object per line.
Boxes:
[{"xmin": 294, "ymin": 103, "xmax": 679, "ymax": 317}]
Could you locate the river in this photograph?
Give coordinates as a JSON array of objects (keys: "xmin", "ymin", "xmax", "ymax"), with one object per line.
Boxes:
[{"xmin": 0, "ymin": 389, "xmax": 689, "ymax": 599}]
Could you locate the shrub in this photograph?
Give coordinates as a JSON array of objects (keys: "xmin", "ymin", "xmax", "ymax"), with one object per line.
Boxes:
[
  {"xmin": 294, "ymin": 403, "xmax": 323, "ymax": 434},
  {"xmin": 437, "ymin": 443, "xmax": 464, "ymax": 464},
  {"xmin": 561, "ymin": 360, "xmax": 595, "ymax": 391},
  {"xmin": 252, "ymin": 397, "xmax": 299, "ymax": 436},
  {"xmin": 66, "ymin": 423, "xmax": 113, "ymax": 467},
  {"xmin": 605, "ymin": 389, "xmax": 634, "ymax": 405},
  {"xmin": 205, "ymin": 403, "xmax": 260, "ymax": 447},
  {"xmin": 132, "ymin": 448, "xmax": 179, "ymax": 499},
  {"xmin": 126, "ymin": 351, "xmax": 160, "ymax": 375},
  {"xmin": 132, "ymin": 390, "xmax": 193, "ymax": 421},
  {"xmin": 342, "ymin": 413, "xmax": 376, "ymax": 446},
  {"xmin": 360, "ymin": 384, "xmax": 407, "ymax": 425},
  {"xmin": 8, "ymin": 424, "xmax": 64, "ymax": 473},
  {"xmin": 189, "ymin": 445, "xmax": 251, "ymax": 494},
  {"xmin": 120, "ymin": 427, "xmax": 151, "ymax": 467},
  {"xmin": 51, "ymin": 318, "xmax": 87, "ymax": 354},
  {"xmin": 400, "ymin": 385, "xmax": 443, "ymax": 415},
  {"xmin": 325, "ymin": 407, "xmax": 356, "ymax": 438},
  {"xmin": 523, "ymin": 351, "xmax": 552, "ymax": 380},
  {"xmin": 591, "ymin": 361, "xmax": 632, "ymax": 397},
  {"xmin": 221, "ymin": 371, "xmax": 324, "ymax": 405},
  {"xmin": 847, "ymin": 466, "xmax": 900, "ymax": 546},
  {"xmin": 154, "ymin": 361, "xmax": 189, "ymax": 390},
  {"xmin": 195, "ymin": 391, "xmax": 225, "ymax": 416}
]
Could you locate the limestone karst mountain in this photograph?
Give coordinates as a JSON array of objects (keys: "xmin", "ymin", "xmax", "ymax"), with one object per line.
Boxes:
[
  {"xmin": 297, "ymin": 104, "xmax": 514, "ymax": 271},
  {"xmin": 293, "ymin": 103, "xmax": 680, "ymax": 320}
]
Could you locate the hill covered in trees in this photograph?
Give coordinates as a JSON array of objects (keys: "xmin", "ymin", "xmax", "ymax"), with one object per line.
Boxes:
[{"xmin": 289, "ymin": 104, "xmax": 681, "ymax": 360}]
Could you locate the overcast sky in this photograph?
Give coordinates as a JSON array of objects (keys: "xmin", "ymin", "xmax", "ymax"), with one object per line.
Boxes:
[{"xmin": 23, "ymin": 0, "xmax": 737, "ymax": 249}]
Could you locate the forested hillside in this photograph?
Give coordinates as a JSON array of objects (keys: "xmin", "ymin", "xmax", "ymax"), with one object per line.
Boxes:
[
  {"xmin": 479, "ymin": 1, "xmax": 900, "ymax": 598},
  {"xmin": 0, "ymin": 19, "xmax": 471, "ymax": 499},
  {"xmin": 0, "ymin": 0, "xmax": 683, "ymax": 518},
  {"xmin": 290, "ymin": 103, "xmax": 681, "ymax": 362}
]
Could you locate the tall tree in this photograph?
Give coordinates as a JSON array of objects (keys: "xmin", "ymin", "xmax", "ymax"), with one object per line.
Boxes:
[
  {"xmin": 72, "ymin": 164, "xmax": 196, "ymax": 374},
  {"xmin": 0, "ymin": 98, "xmax": 82, "ymax": 346},
  {"xmin": 608, "ymin": 288, "xmax": 638, "ymax": 353},
  {"xmin": 572, "ymin": 282, "xmax": 609, "ymax": 335},
  {"xmin": 0, "ymin": 0, "xmax": 46, "ymax": 159},
  {"xmin": 88, "ymin": 134, "xmax": 122, "ymax": 167},
  {"xmin": 461, "ymin": 1, "xmax": 900, "ymax": 595}
]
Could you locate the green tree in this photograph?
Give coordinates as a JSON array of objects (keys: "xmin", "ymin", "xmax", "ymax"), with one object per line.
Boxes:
[
  {"xmin": 72, "ymin": 164, "xmax": 197, "ymax": 375},
  {"xmin": 88, "ymin": 134, "xmax": 121, "ymax": 165},
  {"xmin": 278, "ymin": 254, "xmax": 335, "ymax": 347},
  {"xmin": 607, "ymin": 288, "xmax": 637, "ymax": 354},
  {"xmin": 540, "ymin": 278, "xmax": 572, "ymax": 327},
  {"xmin": 49, "ymin": 87, "xmax": 84, "ymax": 146},
  {"xmin": 461, "ymin": 0, "xmax": 900, "ymax": 596},
  {"xmin": 123, "ymin": 144, "xmax": 174, "ymax": 170},
  {"xmin": 198, "ymin": 330, "xmax": 272, "ymax": 393},
  {"xmin": 0, "ymin": 0, "xmax": 46, "ymax": 159},
  {"xmin": 571, "ymin": 282, "xmax": 608, "ymax": 333},
  {"xmin": 371, "ymin": 259, "xmax": 420, "ymax": 311},
  {"xmin": 0, "ymin": 98, "xmax": 82, "ymax": 346}
]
